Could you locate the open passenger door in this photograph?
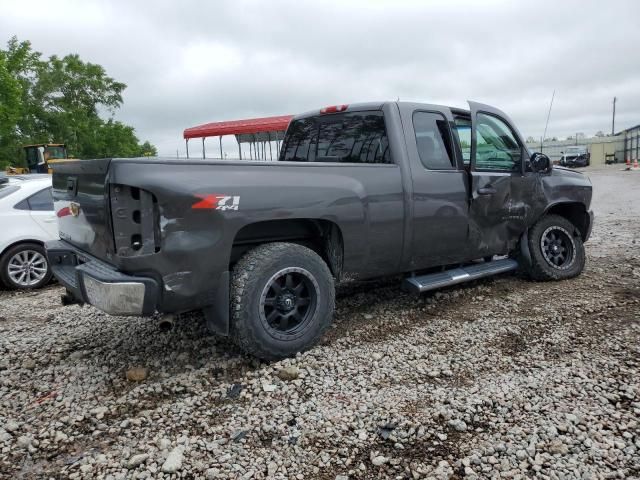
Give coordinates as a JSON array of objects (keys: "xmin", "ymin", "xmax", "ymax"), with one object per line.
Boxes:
[{"xmin": 467, "ymin": 101, "xmax": 534, "ymax": 257}]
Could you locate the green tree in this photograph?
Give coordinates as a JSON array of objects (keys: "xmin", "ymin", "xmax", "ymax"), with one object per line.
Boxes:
[
  {"xmin": 139, "ymin": 141, "xmax": 158, "ymax": 157},
  {"xmin": 0, "ymin": 55, "xmax": 21, "ymax": 168},
  {"xmin": 0, "ymin": 36, "xmax": 156, "ymax": 168}
]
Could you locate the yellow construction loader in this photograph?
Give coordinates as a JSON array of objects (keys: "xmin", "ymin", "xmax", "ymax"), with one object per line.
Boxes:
[{"xmin": 5, "ymin": 143, "xmax": 69, "ymax": 175}]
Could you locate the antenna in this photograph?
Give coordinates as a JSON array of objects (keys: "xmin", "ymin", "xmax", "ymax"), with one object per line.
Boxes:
[{"xmin": 542, "ymin": 90, "xmax": 555, "ymax": 148}]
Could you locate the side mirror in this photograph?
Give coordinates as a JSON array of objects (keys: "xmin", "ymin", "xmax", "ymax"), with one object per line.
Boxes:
[{"xmin": 530, "ymin": 152, "xmax": 551, "ymax": 173}]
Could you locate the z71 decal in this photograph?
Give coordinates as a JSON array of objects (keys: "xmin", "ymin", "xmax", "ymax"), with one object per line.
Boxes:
[{"xmin": 192, "ymin": 194, "xmax": 240, "ymax": 211}]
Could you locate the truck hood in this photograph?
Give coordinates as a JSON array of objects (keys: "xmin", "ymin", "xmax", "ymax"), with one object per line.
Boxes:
[{"xmin": 552, "ymin": 165, "xmax": 589, "ymax": 180}]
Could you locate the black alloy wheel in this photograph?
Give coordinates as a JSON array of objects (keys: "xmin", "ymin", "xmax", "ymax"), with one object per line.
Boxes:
[
  {"xmin": 540, "ymin": 226, "xmax": 575, "ymax": 270},
  {"xmin": 259, "ymin": 267, "xmax": 318, "ymax": 338},
  {"xmin": 526, "ymin": 214, "xmax": 586, "ymax": 281}
]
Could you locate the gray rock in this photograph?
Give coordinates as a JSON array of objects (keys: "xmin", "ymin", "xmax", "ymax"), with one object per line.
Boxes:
[
  {"xmin": 16, "ymin": 435, "xmax": 31, "ymax": 448},
  {"xmin": 158, "ymin": 438, "xmax": 171, "ymax": 450},
  {"xmin": 22, "ymin": 359, "xmax": 36, "ymax": 370},
  {"xmin": 277, "ymin": 366, "xmax": 300, "ymax": 381},
  {"xmin": 206, "ymin": 469, "xmax": 218, "ymax": 480},
  {"xmin": 548, "ymin": 440, "xmax": 569, "ymax": 455},
  {"xmin": 162, "ymin": 447, "xmax": 184, "ymax": 473},
  {"xmin": 127, "ymin": 453, "xmax": 149, "ymax": 468},
  {"xmin": 126, "ymin": 367, "xmax": 148, "ymax": 382},
  {"xmin": 4, "ymin": 420, "xmax": 19, "ymax": 432},
  {"xmin": 447, "ymin": 419, "xmax": 467, "ymax": 432}
]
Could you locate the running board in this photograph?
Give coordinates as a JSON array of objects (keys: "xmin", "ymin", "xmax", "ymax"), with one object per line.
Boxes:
[{"xmin": 403, "ymin": 258, "xmax": 519, "ymax": 294}]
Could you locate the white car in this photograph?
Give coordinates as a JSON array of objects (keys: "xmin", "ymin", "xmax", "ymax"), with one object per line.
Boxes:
[{"xmin": 0, "ymin": 174, "xmax": 58, "ymax": 289}]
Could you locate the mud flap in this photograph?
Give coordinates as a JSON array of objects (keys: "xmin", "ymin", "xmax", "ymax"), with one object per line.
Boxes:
[
  {"xmin": 518, "ymin": 229, "xmax": 533, "ymax": 270},
  {"xmin": 202, "ymin": 270, "xmax": 230, "ymax": 336}
]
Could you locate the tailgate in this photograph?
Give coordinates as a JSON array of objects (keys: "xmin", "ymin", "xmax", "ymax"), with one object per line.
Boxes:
[{"xmin": 51, "ymin": 158, "xmax": 114, "ymax": 262}]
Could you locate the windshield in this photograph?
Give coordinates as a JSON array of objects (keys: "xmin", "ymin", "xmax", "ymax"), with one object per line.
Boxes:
[
  {"xmin": 565, "ymin": 147, "xmax": 585, "ymax": 154},
  {"xmin": 45, "ymin": 146, "xmax": 66, "ymax": 159}
]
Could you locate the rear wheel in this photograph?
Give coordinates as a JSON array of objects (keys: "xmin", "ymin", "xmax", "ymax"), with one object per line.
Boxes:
[
  {"xmin": 0, "ymin": 243, "xmax": 52, "ymax": 290},
  {"xmin": 230, "ymin": 242, "xmax": 335, "ymax": 360},
  {"xmin": 526, "ymin": 215, "xmax": 585, "ymax": 281}
]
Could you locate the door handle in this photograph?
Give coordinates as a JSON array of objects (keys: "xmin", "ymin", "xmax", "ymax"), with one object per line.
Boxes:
[{"xmin": 477, "ymin": 186, "xmax": 497, "ymax": 195}]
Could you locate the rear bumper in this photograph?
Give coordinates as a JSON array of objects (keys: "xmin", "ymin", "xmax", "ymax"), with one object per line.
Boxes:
[{"xmin": 45, "ymin": 240, "xmax": 159, "ymax": 316}]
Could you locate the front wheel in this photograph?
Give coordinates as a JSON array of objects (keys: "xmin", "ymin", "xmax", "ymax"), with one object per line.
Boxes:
[
  {"xmin": 526, "ymin": 214, "xmax": 586, "ymax": 281},
  {"xmin": 230, "ymin": 242, "xmax": 335, "ymax": 360}
]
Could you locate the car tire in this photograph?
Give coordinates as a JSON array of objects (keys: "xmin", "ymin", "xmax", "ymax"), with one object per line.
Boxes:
[
  {"xmin": 230, "ymin": 242, "xmax": 335, "ymax": 360},
  {"xmin": 526, "ymin": 215, "xmax": 585, "ymax": 281},
  {"xmin": 0, "ymin": 242, "xmax": 52, "ymax": 290}
]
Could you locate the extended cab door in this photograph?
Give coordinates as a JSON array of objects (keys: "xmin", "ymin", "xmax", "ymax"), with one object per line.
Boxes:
[
  {"xmin": 399, "ymin": 104, "xmax": 470, "ymax": 269},
  {"xmin": 465, "ymin": 101, "xmax": 534, "ymax": 257}
]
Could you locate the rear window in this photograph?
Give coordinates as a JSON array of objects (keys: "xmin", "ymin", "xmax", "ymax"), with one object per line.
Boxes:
[
  {"xmin": 280, "ymin": 111, "xmax": 391, "ymax": 164},
  {"xmin": 14, "ymin": 187, "xmax": 54, "ymax": 211}
]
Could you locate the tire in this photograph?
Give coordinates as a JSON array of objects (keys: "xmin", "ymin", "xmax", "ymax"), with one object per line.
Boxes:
[
  {"xmin": 0, "ymin": 242, "xmax": 52, "ymax": 290},
  {"xmin": 526, "ymin": 214, "xmax": 585, "ymax": 281},
  {"xmin": 230, "ymin": 242, "xmax": 335, "ymax": 360}
]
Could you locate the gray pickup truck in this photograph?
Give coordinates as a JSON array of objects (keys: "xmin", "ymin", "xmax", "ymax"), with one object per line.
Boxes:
[{"xmin": 46, "ymin": 101, "xmax": 593, "ymax": 359}]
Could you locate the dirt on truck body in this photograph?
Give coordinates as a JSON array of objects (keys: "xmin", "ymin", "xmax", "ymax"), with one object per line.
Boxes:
[{"xmin": 46, "ymin": 101, "xmax": 593, "ymax": 359}]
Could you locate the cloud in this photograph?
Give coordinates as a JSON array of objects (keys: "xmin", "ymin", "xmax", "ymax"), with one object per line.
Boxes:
[{"xmin": 2, "ymin": 0, "xmax": 639, "ymax": 156}]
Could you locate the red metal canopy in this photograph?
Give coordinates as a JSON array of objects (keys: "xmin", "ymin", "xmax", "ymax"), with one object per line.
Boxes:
[{"xmin": 183, "ymin": 114, "xmax": 293, "ymax": 140}]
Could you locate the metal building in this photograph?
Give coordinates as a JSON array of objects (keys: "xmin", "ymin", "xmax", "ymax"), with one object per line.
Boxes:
[
  {"xmin": 525, "ymin": 135, "xmax": 625, "ymax": 166},
  {"xmin": 617, "ymin": 124, "xmax": 640, "ymax": 163}
]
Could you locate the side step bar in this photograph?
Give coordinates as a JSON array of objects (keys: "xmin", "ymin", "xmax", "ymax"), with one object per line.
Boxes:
[{"xmin": 403, "ymin": 258, "xmax": 519, "ymax": 294}]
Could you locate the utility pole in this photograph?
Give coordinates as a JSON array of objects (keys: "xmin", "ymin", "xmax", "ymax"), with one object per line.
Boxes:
[
  {"xmin": 612, "ymin": 97, "xmax": 617, "ymax": 135},
  {"xmin": 542, "ymin": 90, "xmax": 555, "ymax": 153}
]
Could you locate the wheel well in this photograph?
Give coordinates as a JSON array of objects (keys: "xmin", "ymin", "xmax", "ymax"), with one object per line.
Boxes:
[
  {"xmin": 545, "ymin": 203, "xmax": 590, "ymax": 240},
  {"xmin": 231, "ymin": 219, "xmax": 344, "ymax": 279},
  {"xmin": 0, "ymin": 239, "xmax": 45, "ymax": 258}
]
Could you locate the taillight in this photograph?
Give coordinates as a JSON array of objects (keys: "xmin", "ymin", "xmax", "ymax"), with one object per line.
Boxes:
[
  {"xmin": 56, "ymin": 206, "xmax": 71, "ymax": 217},
  {"xmin": 320, "ymin": 104, "xmax": 348, "ymax": 114}
]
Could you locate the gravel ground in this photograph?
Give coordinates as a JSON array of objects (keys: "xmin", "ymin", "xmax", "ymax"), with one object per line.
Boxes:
[{"xmin": 1, "ymin": 166, "xmax": 639, "ymax": 480}]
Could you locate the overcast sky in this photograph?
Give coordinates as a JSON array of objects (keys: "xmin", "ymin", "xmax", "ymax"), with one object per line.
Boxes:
[{"xmin": 2, "ymin": 0, "xmax": 639, "ymax": 156}]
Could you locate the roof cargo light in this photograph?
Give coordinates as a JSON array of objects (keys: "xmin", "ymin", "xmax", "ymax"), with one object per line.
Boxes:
[{"xmin": 320, "ymin": 104, "xmax": 349, "ymax": 114}]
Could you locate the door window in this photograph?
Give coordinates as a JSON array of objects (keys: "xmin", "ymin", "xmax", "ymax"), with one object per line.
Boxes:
[
  {"xmin": 454, "ymin": 119, "xmax": 472, "ymax": 166},
  {"xmin": 475, "ymin": 113, "xmax": 522, "ymax": 171},
  {"xmin": 412, "ymin": 112, "xmax": 455, "ymax": 170}
]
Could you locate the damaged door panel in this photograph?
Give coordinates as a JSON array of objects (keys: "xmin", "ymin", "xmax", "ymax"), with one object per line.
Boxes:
[{"xmin": 466, "ymin": 102, "xmax": 541, "ymax": 256}]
